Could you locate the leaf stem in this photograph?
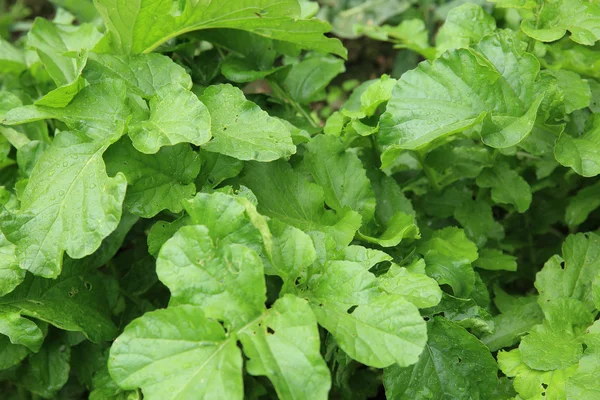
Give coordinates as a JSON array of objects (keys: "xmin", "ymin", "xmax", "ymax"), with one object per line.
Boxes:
[
  {"xmin": 215, "ymin": 45, "xmax": 226, "ymax": 60},
  {"xmin": 17, "ymin": 386, "xmax": 28, "ymax": 400},
  {"xmin": 268, "ymin": 79, "xmax": 319, "ymax": 128},
  {"xmin": 547, "ymin": 226, "xmax": 566, "ymax": 240},
  {"xmin": 516, "ymin": 151, "xmax": 541, "ymax": 161},
  {"xmin": 526, "ymin": 0, "xmax": 544, "ymax": 53},
  {"xmin": 414, "ymin": 151, "xmax": 441, "ymax": 192},
  {"xmin": 525, "ymin": 214, "xmax": 537, "ymax": 267},
  {"xmin": 369, "ymin": 134, "xmax": 382, "ymax": 156}
]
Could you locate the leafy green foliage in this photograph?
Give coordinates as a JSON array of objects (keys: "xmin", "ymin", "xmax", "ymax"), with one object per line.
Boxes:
[
  {"xmin": 0, "ymin": 127, "xmax": 127, "ymax": 278},
  {"xmin": 384, "ymin": 317, "xmax": 498, "ymax": 399},
  {"xmin": 380, "ymin": 31, "xmax": 543, "ymax": 153},
  {"xmin": 127, "ymin": 83, "xmax": 211, "ymax": 154},
  {"xmin": 199, "ymin": 84, "xmax": 296, "ymax": 161},
  {"xmin": 2, "ymin": 1, "xmax": 600, "ymax": 399},
  {"xmin": 104, "ymin": 138, "xmax": 201, "ymax": 218},
  {"xmin": 94, "ymin": 0, "xmax": 346, "ymax": 56}
]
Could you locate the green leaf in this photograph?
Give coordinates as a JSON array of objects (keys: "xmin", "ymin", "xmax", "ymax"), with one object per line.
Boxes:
[
  {"xmin": 16, "ymin": 140, "xmax": 49, "ymax": 178},
  {"xmin": 0, "ymin": 39, "xmax": 26, "ymax": 74},
  {"xmin": 435, "ymin": 4, "xmax": 496, "ymax": 55},
  {"xmin": 0, "ymin": 128, "xmax": 126, "ymax": 277},
  {"xmin": 0, "ymin": 187, "xmax": 17, "ymax": 210},
  {"xmin": 355, "ymin": 74, "xmax": 398, "ymax": 118},
  {"xmin": 566, "ymin": 181, "xmax": 600, "ymax": 227},
  {"xmin": 488, "ymin": 0, "xmax": 537, "ymax": 8},
  {"xmin": 305, "ymin": 134, "xmax": 375, "ymax": 222},
  {"xmin": 545, "ymin": 70, "xmax": 591, "ymax": 113},
  {"xmin": 481, "ymin": 96, "xmax": 544, "ymax": 149},
  {"xmin": 536, "ymin": 233, "xmax": 600, "ymax": 311},
  {"xmin": 498, "ymin": 348, "xmax": 577, "ymax": 399},
  {"xmin": 34, "ymin": 68, "xmax": 86, "ymax": 110},
  {"xmin": 276, "ymin": 119, "xmax": 310, "ymax": 145},
  {"xmin": 0, "ymin": 262, "xmax": 118, "ymax": 343},
  {"xmin": 195, "ymin": 29, "xmax": 278, "ymax": 71},
  {"xmin": 19, "ymin": 335, "xmax": 71, "ymax": 398},
  {"xmin": 359, "ymin": 20, "xmax": 435, "ymax": 60},
  {"xmin": 196, "ymin": 152, "xmax": 244, "ymax": 189},
  {"xmin": 520, "ymin": 327, "xmax": 583, "ymax": 371},
  {"xmin": 342, "ymin": 245, "xmax": 392, "ymax": 268},
  {"xmin": 4, "ymin": 80, "xmax": 130, "ymax": 137},
  {"xmin": 378, "ymin": 261, "xmax": 442, "ymax": 308},
  {"xmin": 326, "ymin": 0, "xmax": 412, "ymax": 39},
  {"xmin": 311, "ymin": 294, "xmax": 427, "ymax": 368},
  {"xmin": 0, "ymin": 232, "xmax": 24, "ymax": 297},
  {"xmin": 342, "ymin": 77, "xmax": 391, "ymax": 119},
  {"xmin": 0, "ymin": 92, "xmax": 49, "ymax": 144},
  {"xmin": 425, "ymin": 292, "xmax": 495, "ymax": 335},
  {"xmin": 308, "ymin": 260, "xmax": 379, "ymax": 310},
  {"xmin": 147, "ymin": 216, "xmax": 190, "ymax": 258},
  {"xmin": 520, "ymin": 0, "xmax": 600, "ymax": 46},
  {"xmin": 357, "ymin": 211, "xmax": 420, "ymax": 247},
  {"xmin": 304, "ymin": 259, "xmax": 405, "ymax": 365},
  {"xmin": 481, "ymin": 291, "xmax": 543, "ymax": 352},
  {"xmin": 221, "ymin": 55, "xmax": 284, "ymax": 83},
  {"xmin": 237, "ymin": 295, "xmax": 331, "ymax": 400},
  {"xmin": 0, "ymin": 335, "xmax": 28, "ymax": 371},
  {"xmin": 70, "ymin": 341, "xmax": 106, "ymax": 388},
  {"xmin": 323, "ymin": 341, "xmax": 380, "ymax": 400},
  {"xmin": 473, "ymin": 249, "xmax": 517, "ymax": 272},
  {"xmin": 368, "ymin": 170, "xmax": 415, "ymax": 222},
  {"xmin": 379, "ymin": 31, "xmax": 541, "ymax": 153},
  {"xmin": 0, "ymin": 306, "xmax": 44, "ymax": 352},
  {"xmin": 476, "ymin": 162, "xmax": 532, "ymax": 212},
  {"xmin": 454, "ymin": 196, "xmax": 504, "ymax": 247},
  {"xmin": 241, "ymin": 160, "xmax": 362, "ymax": 244},
  {"xmin": 282, "ymin": 55, "xmax": 345, "ymax": 104},
  {"xmin": 267, "ymin": 219, "xmax": 316, "ymax": 284},
  {"xmin": 79, "ymin": 211, "xmax": 139, "ymax": 270},
  {"xmin": 384, "ymin": 317, "xmax": 498, "ymax": 400},
  {"xmin": 182, "ymin": 192, "xmax": 268, "ymax": 259},
  {"xmin": 519, "ymin": 298, "xmax": 593, "ymax": 371},
  {"xmin": 50, "ymin": 0, "xmax": 99, "ymax": 22},
  {"xmin": 555, "ymin": 115, "xmax": 600, "ymax": 177},
  {"xmin": 109, "ymin": 305, "xmax": 244, "ymax": 400},
  {"xmin": 417, "ymin": 227, "xmax": 478, "ymax": 298},
  {"xmin": 84, "ymin": 53, "xmax": 192, "ymax": 98},
  {"xmin": 94, "ymin": 0, "xmax": 346, "ymax": 56},
  {"xmin": 27, "ymin": 18, "xmax": 103, "ymax": 106},
  {"xmin": 426, "ymin": 142, "xmax": 494, "ymax": 188},
  {"xmin": 199, "ymin": 84, "xmax": 295, "ymax": 161},
  {"xmin": 566, "ymin": 320, "xmax": 600, "ymax": 399},
  {"xmin": 544, "ymin": 39, "xmax": 600, "ymax": 80},
  {"xmin": 104, "ymin": 137, "xmax": 200, "ymax": 218},
  {"xmin": 156, "ymin": 225, "xmax": 265, "ymax": 329},
  {"xmin": 128, "ymin": 84, "xmax": 211, "ymax": 154},
  {"xmin": 89, "ymin": 360, "xmax": 141, "ymax": 400},
  {"xmin": 567, "ymin": 356, "xmax": 600, "ymax": 399},
  {"xmin": 534, "ymin": 71, "xmax": 568, "ymax": 124}
]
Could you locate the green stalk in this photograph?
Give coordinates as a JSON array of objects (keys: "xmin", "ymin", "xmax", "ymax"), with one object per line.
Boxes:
[
  {"xmin": 268, "ymin": 79, "xmax": 319, "ymax": 129},
  {"xmin": 415, "ymin": 150, "xmax": 441, "ymax": 192}
]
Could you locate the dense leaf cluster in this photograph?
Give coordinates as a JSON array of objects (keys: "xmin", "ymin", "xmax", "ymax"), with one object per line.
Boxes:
[{"xmin": 1, "ymin": 0, "xmax": 600, "ymax": 399}]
